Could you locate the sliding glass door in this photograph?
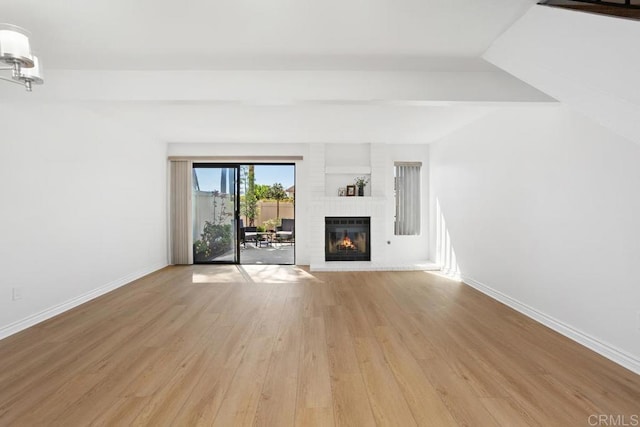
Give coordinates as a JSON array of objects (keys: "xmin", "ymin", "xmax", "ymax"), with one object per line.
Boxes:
[
  {"xmin": 192, "ymin": 164, "xmax": 239, "ymax": 263},
  {"xmin": 239, "ymin": 163, "xmax": 295, "ymax": 265}
]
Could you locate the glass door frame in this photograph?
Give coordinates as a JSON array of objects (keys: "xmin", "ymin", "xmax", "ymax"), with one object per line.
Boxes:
[
  {"xmin": 239, "ymin": 162, "xmax": 296, "ymax": 266},
  {"xmin": 192, "ymin": 163, "xmax": 241, "ymax": 264},
  {"xmin": 192, "ymin": 162, "xmax": 296, "ymax": 265}
]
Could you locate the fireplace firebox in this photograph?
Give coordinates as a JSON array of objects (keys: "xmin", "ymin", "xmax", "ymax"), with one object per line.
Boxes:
[{"xmin": 325, "ymin": 217, "xmax": 371, "ymax": 261}]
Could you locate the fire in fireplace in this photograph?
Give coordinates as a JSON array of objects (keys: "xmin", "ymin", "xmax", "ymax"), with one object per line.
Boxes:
[{"xmin": 325, "ymin": 217, "xmax": 371, "ymax": 261}]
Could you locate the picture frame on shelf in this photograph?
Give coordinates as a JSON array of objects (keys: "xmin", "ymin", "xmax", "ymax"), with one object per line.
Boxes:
[
  {"xmin": 338, "ymin": 187, "xmax": 346, "ymax": 197},
  {"xmin": 346, "ymin": 185, "xmax": 356, "ymax": 197}
]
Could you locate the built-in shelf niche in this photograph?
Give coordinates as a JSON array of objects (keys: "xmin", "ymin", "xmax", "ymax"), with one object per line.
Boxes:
[{"xmin": 324, "ymin": 144, "xmax": 372, "ymax": 197}]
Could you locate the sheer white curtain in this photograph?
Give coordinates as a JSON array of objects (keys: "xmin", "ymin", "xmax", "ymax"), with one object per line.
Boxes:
[
  {"xmin": 394, "ymin": 162, "xmax": 421, "ymax": 236},
  {"xmin": 170, "ymin": 160, "xmax": 193, "ymax": 264}
]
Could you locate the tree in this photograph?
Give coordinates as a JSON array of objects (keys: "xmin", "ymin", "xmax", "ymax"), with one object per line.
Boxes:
[
  {"xmin": 254, "ymin": 184, "xmax": 271, "ymax": 200},
  {"xmin": 248, "ymin": 165, "xmax": 255, "ymax": 195},
  {"xmin": 240, "ymin": 165, "xmax": 248, "ymax": 195},
  {"xmin": 268, "ymin": 182, "xmax": 287, "ymax": 219},
  {"xmin": 240, "ymin": 165, "xmax": 258, "ymax": 226},
  {"xmin": 241, "ymin": 192, "xmax": 258, "ymax": 226}
]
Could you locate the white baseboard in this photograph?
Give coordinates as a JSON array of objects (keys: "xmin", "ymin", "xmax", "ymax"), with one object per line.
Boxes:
[
  {"xmin": 0, "ymin": 263, "xmax": 168, "ymax": 341},
  {"xmin": 462, "ymin": 275, "xmax": 640, "ymax": 376}
]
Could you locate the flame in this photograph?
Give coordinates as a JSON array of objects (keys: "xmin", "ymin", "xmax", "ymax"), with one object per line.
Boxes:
[
  {"xmin": 339, "ymin": 235, "xmax": 356, "ymax": 250},
  {"xmin": 337, "ymin": 232, "xmax": 358, "ymax": 251}
]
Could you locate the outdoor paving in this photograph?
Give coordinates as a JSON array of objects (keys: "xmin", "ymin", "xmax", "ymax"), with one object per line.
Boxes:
[{"xmin": 240, "ymin": 242, "xmax": 295, "ymax": 265}]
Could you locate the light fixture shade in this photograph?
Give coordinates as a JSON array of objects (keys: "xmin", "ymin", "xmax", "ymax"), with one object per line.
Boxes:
[
  {"xmin": 19, "ymin": 54, "xmax": 43, "ymax": 85},
  {"xmin": 0, "ymin": 24, "xmax": 34, "ymax": 68}
]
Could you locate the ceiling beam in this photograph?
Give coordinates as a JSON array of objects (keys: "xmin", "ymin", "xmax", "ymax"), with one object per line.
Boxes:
[{"xmin": 1, "ymin": 69, "xmax": 555, "ymax": 104}]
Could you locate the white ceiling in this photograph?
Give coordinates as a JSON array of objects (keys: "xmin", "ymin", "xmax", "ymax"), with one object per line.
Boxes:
[
  {"xmin": 3, "ymin": 0, "xmax": 536, "ymax": 70},
  {"xmin": 2, "ymin": 0, "xmax": 549, "ymax": 144}
]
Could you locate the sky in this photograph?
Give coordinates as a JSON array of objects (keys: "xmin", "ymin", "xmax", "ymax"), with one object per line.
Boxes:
[
  {"xmin": 194, "ymin": 164, "xmax": 295, "ymax": 193},
  {"xmin": 253, "ymin": 165, "xmax": 295, "ymax": 189}
]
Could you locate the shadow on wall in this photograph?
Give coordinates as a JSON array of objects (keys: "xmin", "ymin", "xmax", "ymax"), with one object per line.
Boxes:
[{"xmin": 436, "ymin": 199, "xmax": 461, "ymax": 279}]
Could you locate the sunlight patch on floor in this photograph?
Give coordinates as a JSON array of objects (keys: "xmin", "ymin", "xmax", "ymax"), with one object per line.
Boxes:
[
  {"xmin": 239, "ymin": 265, "xmax": 319, "ymax": 283},
  {"xmin": 192, "ymin": 265, "xmax": 246, "ymax": 283}
]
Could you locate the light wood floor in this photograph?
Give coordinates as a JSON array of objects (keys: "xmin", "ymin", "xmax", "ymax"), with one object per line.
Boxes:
[{"xmin": 0, "ymin": 266, "xmax": 638, "ymax": 426}]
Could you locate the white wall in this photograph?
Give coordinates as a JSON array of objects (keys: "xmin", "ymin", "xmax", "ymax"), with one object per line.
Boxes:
[
  {"xmin": 0, "ymin": 102, "xmax": 167, "ymax": 337},
  {"xmin": 430, "ymin": 105, "xmax": 640, "ymax": 373}
]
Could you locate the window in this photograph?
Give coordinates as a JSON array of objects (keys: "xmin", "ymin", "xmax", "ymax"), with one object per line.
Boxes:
[{"xmin": 394, "ymin": 162, "xmax": 421, "ymax": 235}]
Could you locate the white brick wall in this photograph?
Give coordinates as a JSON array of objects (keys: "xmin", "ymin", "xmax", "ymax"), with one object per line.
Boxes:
[{"xmin": 308, "ymin": 143, "xmax": 432, "ymax": 271}]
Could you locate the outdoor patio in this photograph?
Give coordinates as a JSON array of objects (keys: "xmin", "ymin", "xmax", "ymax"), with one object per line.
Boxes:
[{"xmin": 240, "ymin": 242, "xmax": 294, "ymax": 264}]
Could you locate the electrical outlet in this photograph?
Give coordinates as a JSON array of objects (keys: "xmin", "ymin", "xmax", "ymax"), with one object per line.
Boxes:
[{"xmin": 12, "ymin": 287, "xmax": 22, "ymax": 301}]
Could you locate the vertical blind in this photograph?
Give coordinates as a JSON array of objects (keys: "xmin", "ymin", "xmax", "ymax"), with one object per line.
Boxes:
[
  {"xmin": 170, "ymin": 160, "xmax": 192, "ymax": 264},
  {"xmin": 394, "ymin": 162, "xmax": 421, "ymax": 236}
]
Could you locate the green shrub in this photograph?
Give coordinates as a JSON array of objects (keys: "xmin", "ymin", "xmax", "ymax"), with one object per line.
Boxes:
[{"xmin": 194, "ymin": 221, "xmax": 232, "ymax": 261}]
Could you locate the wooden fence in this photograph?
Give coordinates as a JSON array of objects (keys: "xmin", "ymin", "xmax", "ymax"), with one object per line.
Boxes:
[{"xmin": 254, "ymin": 201, "xmax": 294, "ymax": 227}]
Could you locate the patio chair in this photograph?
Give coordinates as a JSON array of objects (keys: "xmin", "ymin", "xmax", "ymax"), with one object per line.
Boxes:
[
  {"xmin": 239, "ymin": 219, "xmax": 258, "ymax": 247},
  {"xmin": 275, "ymin": 218, "xmax": 295, "ymax": 245}
]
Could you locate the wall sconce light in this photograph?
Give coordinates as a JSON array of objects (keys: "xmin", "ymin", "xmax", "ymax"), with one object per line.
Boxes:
[{"xmin": 0, "ymin": 23, "xmax": 44, "ymax": 91}]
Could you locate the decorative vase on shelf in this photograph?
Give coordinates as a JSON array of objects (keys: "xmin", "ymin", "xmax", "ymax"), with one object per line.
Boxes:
[{"xmin": 354, "ymin": 176, "xmax": 369, "ymax": 197}]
